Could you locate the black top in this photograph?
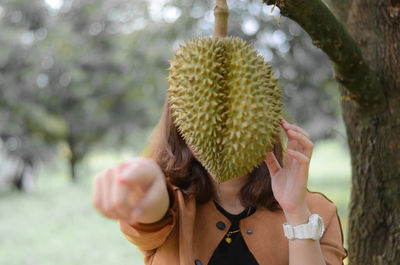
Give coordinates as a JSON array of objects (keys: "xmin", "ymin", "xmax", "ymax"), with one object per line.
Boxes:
[{"xmin": 208, "ymin": 201, "xmax": 259, "ymax": 265}]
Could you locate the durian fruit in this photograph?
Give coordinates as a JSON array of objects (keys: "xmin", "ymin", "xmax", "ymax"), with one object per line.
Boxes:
[{"xmin": 167, "ymin": 36, "xmax": 282, "ymax": 183}]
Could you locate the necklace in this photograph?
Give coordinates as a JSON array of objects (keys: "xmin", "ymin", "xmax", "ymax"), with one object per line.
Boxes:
[{"xmin": 224, "ymin": 206, "xmax": 252, "ymax": 244}]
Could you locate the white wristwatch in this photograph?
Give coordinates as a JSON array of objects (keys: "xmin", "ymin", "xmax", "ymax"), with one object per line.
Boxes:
[{"xmin": 283, "ymin": 214, "xmax": 325, "ymax": 240}]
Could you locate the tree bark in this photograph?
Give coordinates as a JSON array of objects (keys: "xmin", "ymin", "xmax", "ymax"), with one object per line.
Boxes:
[
  {"xmin": 343, "ymin": 0, "xmax": 400, "ymax": 264},
  {"xmin": 263, "ymin": 0, "xmax": 400, "ymax": 264}
]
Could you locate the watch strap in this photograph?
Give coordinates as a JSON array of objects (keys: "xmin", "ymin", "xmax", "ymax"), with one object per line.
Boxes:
[
  {"xmin": 283, "ymin": 222, "xmax": 315, "ymax": 239},
  {"xmin": 283, "ymin": 214, "xmax": 324, "ymax": 240}
]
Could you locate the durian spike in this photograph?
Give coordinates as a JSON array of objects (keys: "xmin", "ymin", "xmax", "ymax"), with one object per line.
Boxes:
[{"xmin": 214, "ymin": 0, "xmax": 229, "ymax": 37}]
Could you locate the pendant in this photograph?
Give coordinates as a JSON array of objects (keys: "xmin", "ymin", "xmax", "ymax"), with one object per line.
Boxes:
[{"xmin": 225, "ymin": 237, "xmax": 232, "ymax": 244}]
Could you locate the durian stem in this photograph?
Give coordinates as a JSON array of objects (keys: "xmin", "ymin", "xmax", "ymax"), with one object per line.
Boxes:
[{"xmin": 214, "ymin": 0, "xmax": 229, "ymax": 37}]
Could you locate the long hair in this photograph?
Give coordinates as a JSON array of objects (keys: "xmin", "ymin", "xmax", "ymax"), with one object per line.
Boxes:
[{"xmin": 145, "ymin": 93, "xmax": 284, "ymax": 211}]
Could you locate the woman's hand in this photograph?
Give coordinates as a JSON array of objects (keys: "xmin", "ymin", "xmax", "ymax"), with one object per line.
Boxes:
[
  {"xmin": 92, "ymin": 157, "xmax": 170, "ymax": 225},
  {"xmin": 265, "ymin": 119, "xmax": 314, "ymax": 225}
]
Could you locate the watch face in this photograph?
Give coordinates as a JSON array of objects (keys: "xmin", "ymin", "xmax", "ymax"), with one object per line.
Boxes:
[
  {"xmin": 317, "ymin": 216, "xmax": 325, "ymax": 237},
  {"xmin": 309, "ymin": 214, "xmax": 325, "ymax": 240},
  {"xmin": 317, "ymin": 219, "xmax": 323, "ymax": 233}
]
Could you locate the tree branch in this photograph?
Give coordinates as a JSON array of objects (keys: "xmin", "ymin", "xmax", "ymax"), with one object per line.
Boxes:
[
  {"xmin": 322, "ymin": 0, "xmax": 348, "ymax": 23},
  {"xmin": 263, "ymin": 0, "xmax": 384, "ymax": 108},
  {"xmin": 214, "ymin": 0, "xmax": 229, "ymax": 37}
]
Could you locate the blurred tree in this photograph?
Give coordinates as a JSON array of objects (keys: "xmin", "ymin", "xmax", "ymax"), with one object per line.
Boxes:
[
  {"xmin": 0, "ymin": 0, "xmax": 57, "ymax": 190},
  {"xmin": 263, "ymin": 0, "xmax": 400, "ymax": 263},
  {"xmin": 0, "ymin": 0, "xmax": 342, "ymax": 184},
  {"xmin": 0, "ymin": 0, "xmax": 152, "ymax": 182}
]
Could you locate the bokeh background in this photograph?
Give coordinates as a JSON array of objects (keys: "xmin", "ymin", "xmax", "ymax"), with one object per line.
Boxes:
[{"xmin": 0, "ymin": 0, "xmax": 351, "ymax": 264}]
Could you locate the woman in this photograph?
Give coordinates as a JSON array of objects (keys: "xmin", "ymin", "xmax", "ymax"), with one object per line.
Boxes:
[{"xmin": 92, "ymin": 96, "xmax": 348, "ymax": 265}]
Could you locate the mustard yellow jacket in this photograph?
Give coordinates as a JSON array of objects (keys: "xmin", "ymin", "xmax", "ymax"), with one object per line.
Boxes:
[{"xmin": 119, "ymin": 181, "xmax": 348, "ymax": 265}]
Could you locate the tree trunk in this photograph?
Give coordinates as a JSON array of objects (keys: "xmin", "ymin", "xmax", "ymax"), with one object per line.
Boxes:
[
  {"xmin": 67, "ymin": 134, "xmax": 78, "ymax": 183},
  {"xmin": 69, "ymin": 155, "xmax": 77, "ymax": 183},
  {"xmin": 343, "ymin": 0, "xmax": 400, "ymax": 264}
]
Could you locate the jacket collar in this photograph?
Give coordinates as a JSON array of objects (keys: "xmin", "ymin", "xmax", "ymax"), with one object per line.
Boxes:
[{"xmin": 192, "ymin": 198, "xmax": 288, "ymax": 264}]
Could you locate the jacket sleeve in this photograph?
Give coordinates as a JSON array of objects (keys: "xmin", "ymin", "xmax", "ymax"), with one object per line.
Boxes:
[
  {"xmin": 119, "ymin": 180, "xmax": 179, "ymax": 252},
  {"xmin": 319, "ymin": 202, "xmax": 348, "ymax": 265}
]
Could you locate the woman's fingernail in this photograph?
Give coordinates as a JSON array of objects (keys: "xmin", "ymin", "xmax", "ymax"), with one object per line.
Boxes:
[{"xmin": 117, "ymin": 178, "xmax": 128, "ymax": 186}]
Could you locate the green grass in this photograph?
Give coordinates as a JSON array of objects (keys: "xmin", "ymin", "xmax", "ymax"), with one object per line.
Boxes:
[
  {"xmin": 0, "ymin": 151, "xmax": 144, "ymax": 265},
  {"xmin": 0, "ymin": 139, "xmax": 351, "ymax": 264}
]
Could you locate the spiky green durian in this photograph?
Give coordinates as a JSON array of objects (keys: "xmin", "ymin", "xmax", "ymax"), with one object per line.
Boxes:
[{"xmin": 167, "ymin": 36, "xmax": 282, "ymax": 183}]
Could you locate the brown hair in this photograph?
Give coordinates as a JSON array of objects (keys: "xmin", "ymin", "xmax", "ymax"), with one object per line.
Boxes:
[{"xmin": 146, "ymin": 93, "xmax": 284, "ymax": 211}]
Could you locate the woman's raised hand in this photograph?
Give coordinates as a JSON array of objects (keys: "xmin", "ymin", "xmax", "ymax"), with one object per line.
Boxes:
[
  {"xmin": 265, "ymin": 119, "xmax": 314, "ymax": 225},
  {"xmin": 92, "ymin": 157, "xmax": 170, "ymax": 225}
]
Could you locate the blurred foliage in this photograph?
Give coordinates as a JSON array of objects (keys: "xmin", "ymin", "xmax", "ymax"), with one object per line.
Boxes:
[{"xmin": 0, "ymin": 0, "xmax": 342, "ymax": 186}]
